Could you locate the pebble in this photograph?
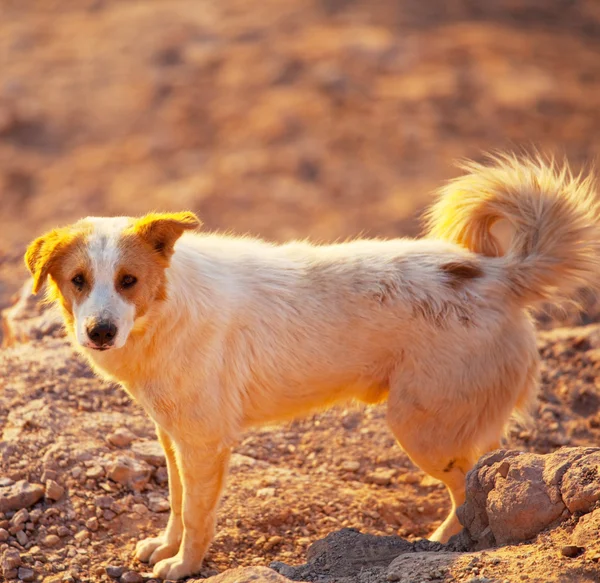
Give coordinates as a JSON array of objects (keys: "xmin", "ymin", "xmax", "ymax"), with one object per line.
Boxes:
[
  {"xmin": 256, "ymin": 487, "xmax": 276, "ymax": 498},
  {"xmin": 107, "ymin": 457, "xmax": 151, "ymax": 492},
  {"xmin": 561, "ymin": 545, "xmax": 585, "ymax": 558},
  {"xmin": 120, "ymin": 571, "xmax": 144, "ymax": 583},
  {"xmin": 0, "ymin": 528, "xmax": 9, "ymax": 542},
  {"xmin": 107, "ymin": 428, "xmax": 137, "ymax": 448},
  {"xmin": 131, "ymin": 503, "xmax": 148, "ymax": 515},
  {"xmin": 1, "ymin": 548, "xmax": 22, "ymax": 571},
  {"xmin": 16, "ymin": 530, "xmax": 28, "ymax": 545},
  {"xmin": 0, "ymin": 481, "xmax": 45, "ymax": 513},
  {"xmin": 74, "ymin": 530, "xmax": 90, "ymax": 543},
  {"xmin": 17, "ymin": 566, "xmax": 35, "ymax": 581},
  {"xmin": 86, "ymin": 466, "xmax": 105, "ymax": 480},
  {"xmin": 106, "ymin": 565, "xmax": 125, "ymax": 578},
  {"xmin": 340, "ymin": 461, "xmax": 360, "ymax": 472},
  {"xmin": 366, "ymin": 468, "xmax": 396, "ymax": 486},
  {"xmin": 43, "ymin": 534, "xmax": 61, "ymax": 547},
  {"xmin": 57, "ymin": 526, "xmax": 71, "ymax": 538},
  {"xmin": 86, "ymin": 517, "xmax": 99, "ymax": 532},
  {"xmin": 12, "ymin": 509, "xmax": 29, "ymax": 527},
  {"xmin": 148, "ymin": 496, "xmax": 170, "ymax": 513},
  {"xmin": 95, "ymin": 495, "xmax": 115, "ymax": 509},
  {"xmin": 46, "ymin": 480, "xmax": 65, "ymax": 502},
  {"xmin": 131, "ymin": 441, "xmax": 165, "ymax": 467}
]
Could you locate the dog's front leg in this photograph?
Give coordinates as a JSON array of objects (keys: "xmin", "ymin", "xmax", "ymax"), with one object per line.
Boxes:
[
  {"xmin": 152, "ymin": 439, "xmax": 231, "ymax": 580},
  {"xmin": 136, "ymin": 426, "xmax": 183, "ymax": 565}
]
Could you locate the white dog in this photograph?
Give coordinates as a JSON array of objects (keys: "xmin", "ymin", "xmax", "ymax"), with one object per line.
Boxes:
[{"xmin": 25, "ymin": 154, "xmax": 600, "ymax": 579}]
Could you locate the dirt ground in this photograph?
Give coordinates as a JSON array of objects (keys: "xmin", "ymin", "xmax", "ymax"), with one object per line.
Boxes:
[{"xmin": 2, "ymin": 1, "xmax": 600, "ymax": 582}]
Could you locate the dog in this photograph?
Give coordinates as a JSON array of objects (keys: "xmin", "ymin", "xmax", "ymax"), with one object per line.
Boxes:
[{"xmin": 25, "ymin": 154, "xmax": 600, "ymax": 580}]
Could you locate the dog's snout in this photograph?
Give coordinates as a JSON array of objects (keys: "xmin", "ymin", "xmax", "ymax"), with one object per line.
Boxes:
[{"xmin": 86, "ymin": 319, "xmax": 117, "ymax": 347}]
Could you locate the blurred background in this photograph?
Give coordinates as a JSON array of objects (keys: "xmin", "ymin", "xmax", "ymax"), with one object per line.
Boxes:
[{"xmin": 1, "ymin": 0, "xmax": 600, "ymax": 309}]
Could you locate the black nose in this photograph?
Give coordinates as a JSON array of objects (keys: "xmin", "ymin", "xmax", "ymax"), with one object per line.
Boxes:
[{"xmin": 86, "ymin": 319, "xmax": 117, "ymax": 347}]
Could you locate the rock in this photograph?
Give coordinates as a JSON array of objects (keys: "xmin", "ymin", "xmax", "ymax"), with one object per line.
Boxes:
[
  {"xmin": 341, "ymin": 460, "xmax": 361, "ymax": 472},
  {"xmin": 1, "ymin": 548, "xmax": 22, "ymax": 574},
  {"xmin": 366, "ymin": 468, "xmax": 396, "ymax": 486},
  {"xmin": 131, "ymin": 440, "xmax": 165, "ymax": 467},
  {"xmin": 16, "ymin": 530, "xmax": 28, "ymax": 545},
  {"xmin": 17, "ymin": 566, "xmax": 35, "ymax": 581},
  {"xmin": 458, "ymin": 448, "xmax": 600, "ymax": 548},
  {"xmin": 106, "ymin": 565, "xmax": 125, "ymax": 578},
  {"xmin": 204, "ymin": 566, "xmax": 291, "ymax": 583},
  {"xmin": 107, "ymin": 428, "xmax": 137, "ymax": 448},
  {"xmin": 560, "ymin": 451, "xmax": 600, "ymax": 513},
  {"xmin": 560, "ymin": 545, "xmax": 584, "ymax": 558},
  {"xmin": 86, "ymin": 465, "xmax": 105, "ymax": 480},
  {"xmin": 45, "ymin": 480, "xmax": 65, "ymax": 501},
  {"xmin": 95, "ymin": 495, "xmax": 115, "ymax": 509},
  {"xmin": 256, "ymin": 487, "xmax": 276, "ymax": 498},
  {"xmin": 147, "ymin": 495, "xmax": 169, "ymax": 513},
  {"xmin": 0, "ymin": 528, "xmax": 8, "ymax": 542},
  {"xmin": 43, "ymin": 534, "xmax": 61, "ymax": 547},
  {"xmin": 0, "ymin": 480, "xmax": 45, "ymax": 513},
  {"xmin": 107, "ymin": 457, "xmax": 152, "ymax": 492},
  {"xmin": 387, "ymin": 552, "xmax": 462, "ymax": 582},
  {"xmin": 86, "ymin": 517, "xmax": 99, "ymax": 531},
  {"xmin": 11, "ymin": 508, "xmax": 29, "ymax": 526},
  {"xmin": 120, "ymin": 571, "xmax": 144, "ymax": 583},
  {"xmin": 74, "ymin": 530, "xmax": 89, "ymax": 543}
]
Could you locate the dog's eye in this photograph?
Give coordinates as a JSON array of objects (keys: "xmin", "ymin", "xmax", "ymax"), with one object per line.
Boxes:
[
  {"xmin": 121, "ymin": 275, "xmax": 137, "ymax": 289},
  {"xmin": 71, "ymin": 274, "xmax": 85, "ymax": 290}
]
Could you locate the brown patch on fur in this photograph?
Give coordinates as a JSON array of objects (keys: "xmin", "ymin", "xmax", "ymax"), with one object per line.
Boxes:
[
  {"xmin": 440, "ymin": 261, "xmax": 483, "ymax": 289},
  {"xmin": 115, "ymin": 233, "xmax": 173, "ymax": 319},
  {"xmin": 132, "ymin": 212, "xmax": 201, "ymax": 259},
  {"xmin": 25, "ymin": 226, "xmax": 95, "ymax": 336},
  {"xmin": 442, "ymin": 458, "xmax": 456, "ymax": 473}
]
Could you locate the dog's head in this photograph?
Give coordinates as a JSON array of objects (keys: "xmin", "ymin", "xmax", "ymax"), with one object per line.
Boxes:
[{"xmin": 25, "ymin": 212, "xmax": 200, "ymax": 351}]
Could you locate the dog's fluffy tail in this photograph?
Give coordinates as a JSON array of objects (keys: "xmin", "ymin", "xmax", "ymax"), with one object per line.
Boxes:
[{"xmin": 426, "ymin": 153, "xmax": 600, "ymax": 306}]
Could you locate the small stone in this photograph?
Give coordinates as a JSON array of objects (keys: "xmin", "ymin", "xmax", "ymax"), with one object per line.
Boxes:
[
  {"xmin": 107, "ymin": 428, "xmax": 137, "ymax": 448},
  {"xmin": 366, "ymin": 468, "xmax": 396, "ymax": 486},
  {"xmin": 45, "ymin": 480, "xmax": 65, "ymax": 502},
  {"xmin": 106, "ymin": 565, "xmax": 125, "ymax": 578},
  {"xmin": 57, "ymin": 526, "xmax": 70, "ymax": 538},
  {"xmin": 74, "ymin": 530, "xmax": 89, "ymax": 543},
  {"xmin": 16, "ymin": 530, "xmax": 28, "ymax": 545},
  {"xmin": 256, "ymin": 487, "xmax": 276, "ymax": 498},
  {"xmin": 43, "ymin": 534, "xmax": 61, "ymax": 548},
  {"xmin": 41, "ymin": 469, "xmax": 58, "ymax": 483},
  {"xmin": 0, "ymin": 481, "xmax": 45, "ymax": 513},
  {"xmin": 86, "ymin": 466, "xmax": 105, "ymax": 480},
  {"xmin": 85, "ymin": 517, "xmax": 99, "ymax": 532},
  {"xmin": 264, "ymin": 535, "xmax": 284, "ymax": 551},
  {"xmin": 154, "ymin": 467, "xmax": 168, "ymax": 485},
  {"xmin": 131, "ymin": 441, "xmax": 165, "ymax": 467},
  {"xmin": 561, "ymin": 545, "xmax": 585, "ymax": 558},
  {"xmin": 131, "ymin": 504, "xmax": 148, "ymax": 515},
  {"xmin": 95, "ymin": 495, "xmax": 114, "ymax": 509},
  {"xmin": 120, "ymin": 571, "xmax": 144, "ymax": 583},
  {"xmin": 18, "ymin": 566, "xmax": 35, "ymax": 581},
  {"xmin": 0, "ymin": 528, "xmax": 8, "ymax": 542},
  {"xmin": 148, "ymin": 496, "xmax": 169, "ymax": 513},
  {"xmin": 340, "ymin": 461, "xmax": 360, "ymax": 472},
  {"xmin": 107, "ymin": 457, "xmax": 151, "ymax": 492},
  {"xmin": 1, "ymin": 548, "xmax": 22, "ymax": 572},
  {"xmin": 11, "ymin": 509, "xmax": 29, "ymax": 527}
]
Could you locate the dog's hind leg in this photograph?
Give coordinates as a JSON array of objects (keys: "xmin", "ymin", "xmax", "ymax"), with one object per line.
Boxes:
[
  {"xmin": 136, "ymin": 426, "xmax": 183, "ymax": 565},
  {"xmin": 385, "ymin": 384, "xmax": 508, "ymax": 543}
]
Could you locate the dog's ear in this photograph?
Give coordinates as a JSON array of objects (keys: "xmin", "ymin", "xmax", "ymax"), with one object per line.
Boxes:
[
  {"xmin": 133, "ymin": 212, "xmax": 202, "ymax": 259},
  {"xmin": 25, "ymin": 229, "xmax": 72, "ymax": 294}
]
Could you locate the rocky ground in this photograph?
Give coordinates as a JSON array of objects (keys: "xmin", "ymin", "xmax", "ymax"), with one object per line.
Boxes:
[
  {"xmin": 2, "ymin": 283, "xmax": 600, "ymax": 583},
  {"xmin": 3, "ymin": 1, "xmax": 600, "ymax": 582}
]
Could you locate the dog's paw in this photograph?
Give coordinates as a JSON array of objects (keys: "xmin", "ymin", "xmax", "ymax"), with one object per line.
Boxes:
[
  {"xmin": 136, "ymin": 536, "xmax": 165, "ymax": 563},
  {"xmin": 148, "ymin": 543, "xmax": 180, "ymax": 566},
  {"xmin": 153, "ymin": 555, "xmax": 202, "ymax": 580}
]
